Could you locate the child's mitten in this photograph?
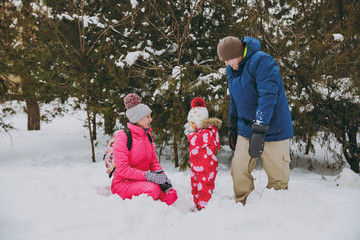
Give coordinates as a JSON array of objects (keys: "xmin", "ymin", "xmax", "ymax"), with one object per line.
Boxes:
[{"xmin": 184, "ymin": 122, "xmax": 197, "ymax": 137}]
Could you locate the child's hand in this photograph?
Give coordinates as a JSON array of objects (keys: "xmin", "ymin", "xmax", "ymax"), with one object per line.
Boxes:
[{"xmin": 184, "ymin": 122, "xmax": 197, "ymax": 137}]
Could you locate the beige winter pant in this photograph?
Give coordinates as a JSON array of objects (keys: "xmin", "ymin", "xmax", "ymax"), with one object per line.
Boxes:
[{"xmin": 231, "ymin": 135, "xmax": 291, "ymax": 204}]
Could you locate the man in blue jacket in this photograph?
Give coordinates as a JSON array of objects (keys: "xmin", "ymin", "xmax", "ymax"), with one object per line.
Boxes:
[{"xmin": 217, "ymin": 36, "xmax": 294, "ymax": 205}]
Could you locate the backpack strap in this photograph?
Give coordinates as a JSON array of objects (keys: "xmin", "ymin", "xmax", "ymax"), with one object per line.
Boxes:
[
  {"xmin": 123, "ymin": 128, "xmax": 153, "ymax": 152},
  {"xmin": 124, "ymin": 128, "xmax": 132, "ymax": 151},
  {"xmin": 147, "ymin": 133, "xmax": 153, "ymax": 144}
]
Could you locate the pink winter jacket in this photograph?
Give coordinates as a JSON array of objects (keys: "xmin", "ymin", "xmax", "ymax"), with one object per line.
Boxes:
[{"xmin": 111, "ymin": 122, "xmax": 162, "ymax": 183}]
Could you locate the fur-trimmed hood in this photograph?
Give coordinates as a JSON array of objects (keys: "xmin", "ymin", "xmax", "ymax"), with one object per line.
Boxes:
[{"xmin": 199, "ymin": 118, "xmax": 222, "ymax": 129}]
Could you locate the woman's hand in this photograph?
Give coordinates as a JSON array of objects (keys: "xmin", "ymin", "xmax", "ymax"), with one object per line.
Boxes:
[{"xmin": 145, "ymin": 170, "xmax": 168, "ymax": 184}]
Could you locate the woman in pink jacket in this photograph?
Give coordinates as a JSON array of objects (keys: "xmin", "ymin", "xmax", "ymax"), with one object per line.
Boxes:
[{"xmin": 111, "ymin": 93, "xmax": 178, "ymax": 205}]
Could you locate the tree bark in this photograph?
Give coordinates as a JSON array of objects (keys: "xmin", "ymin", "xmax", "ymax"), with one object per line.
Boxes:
[
  {"xmin": 173, "ymin": 133, "xmax": 179, "ymax": 168},
  {"xmin": 86, "ymin": 99, "xmax": 96, "ymax": 163},
  {"xmin": 26, "ymin": 97, "xmax": 40, "ymax": 130},
  {"xmin": 344, "ymin": 149, "xmax": 359, "ymax": 173},
  {"xmin": 344, "ymin": 126, "xmax": 359, "ymax": 173},
  {"xmin": 92, "ymin": 112, "xmax": 97, "ymax": 141},
  {"xmin": 104, "ymin": 108, "xmax": 116, "ymax": 135}
]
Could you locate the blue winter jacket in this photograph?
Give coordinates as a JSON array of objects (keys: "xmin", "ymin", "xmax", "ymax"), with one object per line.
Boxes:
[{"xmin": 227, "ymin": 37, "xmax": 294, "ymax": 141}]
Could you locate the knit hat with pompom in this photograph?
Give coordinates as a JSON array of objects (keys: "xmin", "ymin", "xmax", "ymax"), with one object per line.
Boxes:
[
  {"xmin": 124, "ymin": 93, "xmax": 152, "ymax": 123},
  {"xmin": 187, "ymin": 97, "xmax": 209, "ymax": 127}
]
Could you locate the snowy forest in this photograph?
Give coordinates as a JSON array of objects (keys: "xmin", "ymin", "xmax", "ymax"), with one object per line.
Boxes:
[
  {"xmin": 1, "ymin": 0, "xmax": 359, "ymax": 172},
  {"xmin": 1, "ymin": 1, "xmax": 360, "ymax": 240}
]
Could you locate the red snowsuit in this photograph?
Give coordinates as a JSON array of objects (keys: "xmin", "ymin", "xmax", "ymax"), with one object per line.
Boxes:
[
  {"xmin": 187, "ymin": 118, "xmax": 222, "ymax": 209},
  {"xmin": 111, "ymin": 123, "xmax": 178, "ymax": 205}
]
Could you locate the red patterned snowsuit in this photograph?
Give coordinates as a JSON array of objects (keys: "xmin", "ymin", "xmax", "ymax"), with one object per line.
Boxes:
[{"xmin": 187, "ymin": 118, "xmax": 221, "ymax": 209}]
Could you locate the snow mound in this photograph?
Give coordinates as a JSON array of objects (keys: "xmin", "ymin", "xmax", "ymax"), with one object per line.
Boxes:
[{"xmin": 335, "ymin": 168, "xmax": 360, "ymax": 188}]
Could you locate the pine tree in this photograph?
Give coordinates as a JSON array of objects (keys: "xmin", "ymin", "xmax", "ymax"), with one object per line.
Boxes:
[
  {"xmin": 41, "ymin": 0, "xmax": 141, "ymax": 162},
  {"xmin": 0, "ymin": 1, "xmax": 62, "ymax": 130},
  {"xmin": 118, "ymin": 0, "xmax": 237, "ymax": 169},
  {"xmin": 259, "ymin": 0, "xmax": 360, "ymax": 172}
]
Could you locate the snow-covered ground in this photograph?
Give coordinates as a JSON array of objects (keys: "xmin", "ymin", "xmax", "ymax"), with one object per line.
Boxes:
[{"xmin": 1, "ymin": 102, "xmax": 360, "ymax": 240}]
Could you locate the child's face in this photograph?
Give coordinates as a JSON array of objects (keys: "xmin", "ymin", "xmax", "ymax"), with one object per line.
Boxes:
[{"xmin": 187, "ymin": 107, "xmax": 208, "ymax": 127}]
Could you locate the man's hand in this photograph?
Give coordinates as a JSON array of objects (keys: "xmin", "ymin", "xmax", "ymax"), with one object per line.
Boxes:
[
  {"xmin": 248, "ymin": 124, "xmax": 269, "ymax": 158},
  {"xmin": 228, "ymin": 130, "xmax": 237, "ymax": 151},
  {"xmin": 228, "ymin": 118, "xmax": 238, "ymax": 151}
]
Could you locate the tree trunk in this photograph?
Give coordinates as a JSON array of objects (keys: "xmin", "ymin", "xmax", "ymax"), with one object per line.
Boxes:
[
  {"xmin": 173, "ymin": 133, "xmax": 179, "ymax": 168},
  {"xmin": 344, "ymin": 127, "xmax": 360, "ymax": 173},
  {"xmin": 92, "ymin": 112, "xmax": 97, "ymax": 141},
  {"xmin": 0, "ymin": 77, "xmax": 7, "ymax": 102},
  {"xmin": 337, "ymin": 0, "xmax": 343, "ymax": 21},
  {"xmin": 26, "ymin": 97, "xmax": 40, "ymax": 130},
  {"xmin": 344, "ymin": 149, "xmax": 359, "ymax": 173},
  {"xmin": 348, "ymin": 158, "xmax": 359, "ymax": 173},
  {"xmin": 305, "ymin": 135, "xmax": 312, "ymax": 154},
  {"xmin": 85, "ymin": 100, "xmax": 96, "ymax": 163},
  {"xmin": 104, "ymin": 108, "xmax": 116, "ymax": 135}
]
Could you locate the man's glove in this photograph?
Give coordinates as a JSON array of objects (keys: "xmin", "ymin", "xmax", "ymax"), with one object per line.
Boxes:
[
  {"xmin": 228, "ymin": 118, "xmax": 238, "ymax": 151},
  {"xmin": 248, "ymin": 124, "xmax": 269, "ymax": 158},
  {"xmin": 228, "ymin": 130, "xmax": 237, "ymax": 151}
]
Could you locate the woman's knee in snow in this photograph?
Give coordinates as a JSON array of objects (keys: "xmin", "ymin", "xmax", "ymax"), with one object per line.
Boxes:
[{"xmin": 143, "ymin": 182, "xmax": 162, "ymax": 200}]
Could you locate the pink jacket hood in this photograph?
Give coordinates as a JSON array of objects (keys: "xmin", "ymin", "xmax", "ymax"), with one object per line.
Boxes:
[{"xmin": 112, "ymin": 123, "xmax": 162, "ymax": 183}]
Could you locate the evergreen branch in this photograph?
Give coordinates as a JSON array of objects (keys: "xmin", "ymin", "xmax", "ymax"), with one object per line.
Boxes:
[
  {"xmin": 45, "ymin": 18, "xmax": 82, "ymax": 59},
  {"xmin": 177, "ymin": 0, "xmax": 205, "ymax": 65},
  {"xmin": 86, "ymin": 9, "xmax": 140, "ymax": 56},
  {"xmin": 144, "ymin": 16, "xmax": 173, "ymax": 45},
  {"xmin": 80, "ymin": 1, "xmax": 86, "ymax": 54},
  {"xmin": 72, "ymin": 0, "xmax": 84, "ymax": 54},
  {"xmin": 0, "ymin": 74, "xmax": 18, "ymax": 88},
  {"xmin": 146, "ymin": 0, "xmax": 174, "ymax": 44}
]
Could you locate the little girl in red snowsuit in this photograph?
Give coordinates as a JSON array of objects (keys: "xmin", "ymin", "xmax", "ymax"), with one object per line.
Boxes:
[{"xmin": 184, "ymin": 97, "xmax": 222, "ymax": 210}]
